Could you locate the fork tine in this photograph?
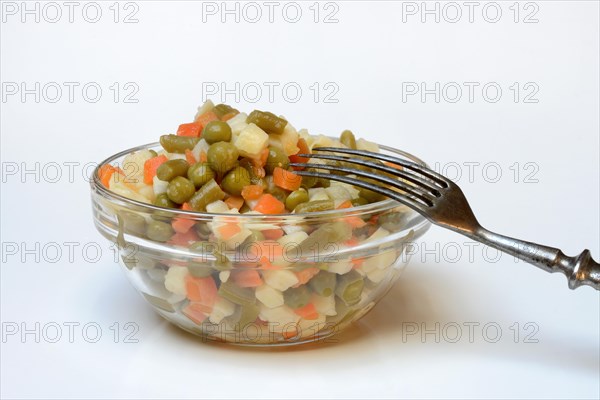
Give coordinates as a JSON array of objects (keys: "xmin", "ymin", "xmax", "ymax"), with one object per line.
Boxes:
[
  {"xmin": 291, "ymin": 161, "xmax": 436, "ymax": 206},
  {"xmin": 293, "ymin": 170, "xmax": 430, "ymax": 214},
  {"xmin": 297, "ymin": 153, "xmax": 442, "ymax": 196},
  {"xmin": 311, "ymin": 147, "xmax": 450, "ymax": 188}
]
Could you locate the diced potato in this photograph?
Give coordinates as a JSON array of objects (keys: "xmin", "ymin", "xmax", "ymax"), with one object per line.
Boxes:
[
  {"xmin": 277, "ymin": 231, "xmax": 309, "ymax": 248},
  {"xmin": 191, "ymin": 138, "xmax": 209, "ymax": 162},
  {"xmin": 109, "ymin": 178, "xmax": 152, "ymax": 203},
  {"xmin": 234, "ymin": 123, "xmax": 269, "ymax": 158},
  {"xmin": 219, "ymin": 271, "xmax": 230, "ymax": 283},
  {"xmin": 164, "ymin": 266, "xmax": 189, "ymax": 295},
  {"xmin": 308, "ymin": 188, "xmax": 329, "ymax": 202},
  {"xmin": 327, "ymin": 260, "xmax": 353, "ymax": 275},
  {"xmin": 226, "ymin": 112, "xmax": 248, "ymax": 138},
  {"xmin": 269, "ymin": 121, "xmax": 299, "ymax": 156},
  {"xmin": 153, "ymin": 176, "xmax": 169, "ymax": 196},
  {"xmin": 194, "ymin": 99, "xmax": 215, "ymax": 121},
  {"xmin": 330, "ymin": 179, "xmax": 360, "ymax": 199},
  {"xmin": 367, "ymin": 266, "xmax": 389, "ymax": 283},
  {"xmin": 209, "ymin": 297, "xmax": 236, "ymax": 324},
  {"xmin": 256, "ymin": 285, "xmax": 284, "ymax": 308},
  {"xmin": 311, "ymin": 294, "xmax": 337, "ymax": 316},
  {"xmin": 206, "ymin": 200, "xmax": 229, "ymax": 213},
  {"xmin": 325, "ymin": 185, "xmax": 352, "ymax": 203},
  {"xmin": 356, "ymin": 138, "xmax": 379, "ymax": 153},
  {"xmin": 259, "ymin": 305, "xmax": 300, "ymax": 325},
  {"xmin": 263, "ymin": 270, "xmax": 299, "ymax": 291}
]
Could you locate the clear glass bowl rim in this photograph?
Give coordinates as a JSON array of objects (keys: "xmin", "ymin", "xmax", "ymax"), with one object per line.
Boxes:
[{"xmin": 91, "ymin": 141, "xmax": 430, "ymax": 221}]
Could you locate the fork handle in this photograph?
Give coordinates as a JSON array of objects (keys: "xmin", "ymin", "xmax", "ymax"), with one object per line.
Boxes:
[{"xmin": 471, "ymin": 228, "xmax": 600, "ymax": 290}]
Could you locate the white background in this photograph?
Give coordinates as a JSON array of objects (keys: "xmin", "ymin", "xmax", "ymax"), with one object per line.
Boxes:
[{"xmin": 1, "ymin": 1, "xmax": 599, "ymax": 399}]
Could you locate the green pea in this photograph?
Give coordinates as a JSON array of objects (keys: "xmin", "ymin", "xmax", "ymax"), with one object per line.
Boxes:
[
  {"xmin": 285, "ymin": 188, "xmax": 309, "ymax": 211},
  {"xmin": 202, "ymin": 121, "xmax": 232, "ymax": 144},
  {"xmin": 156, "ymin": 159, "xmax": 190, "ymax": 181},
  {"xmin": 221, "ymin": 166, "xmax": 251, "ymax": 196},
  {"xmin": 265, "ymin": 146, "xmax": 289, "ymax": 174},
  {"xmin": 154, "ymin": 193, "xmax": 177, "ymax": 208},
  {"xmin": 187, "ymin": 162, "xmax": 215, "ymax": 188},
  {"xmin": 246, "ymin": 110, "xmax": 287, "ymax": 134},
  {"xmin": 167, "ymin": 176, "xmax": 196, "ymax": 204},
  {"xmin": 269, "ymin": 186, "xmax": 288, "ymax": 204},
  {"xmin": 340, "ymin": 130, "xmax": 357, "ymax": 149},
  {"xmin": 300, "ymin": 169, "xmax": 318, "ymax": 189},
  {"xmin": 160, "ymin": 134, "xmax": 200, "ymax": 153},
  {"xmin": 207, "ymin": 142, "xmax": 239, "ymax": 176},
  {"xmin": 119, "ymin": 211, "xmax": 146, "ymax": 236},
  {"xmin": 146, "ymin": 220, "xmax": 174, "ymax": 242}
]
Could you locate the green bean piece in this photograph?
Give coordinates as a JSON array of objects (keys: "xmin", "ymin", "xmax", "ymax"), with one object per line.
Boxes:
[
  {"xmin": 195, "ymin": 222, "xmax": 212, "ymax": 238},
  {"xmin": 156, "ymin": 159, "xmax": 190, "ymax": 182},
  {"xmin": 285, "ymin": 188, "xmax": 309, "ymax": 211},
  {"xmin": 237, "ymin": 303, "xmax": 260, "ymax": 331},
  {"xmin": 160, "ymin": 134, "xmax": 201, "ymax": 153},
  {"xmin": 265, "ymin": 146, "xmax": 290, "ymax": 174},
  {"xmin": 188, "ymin": 264, "xmax": 213, "ymax": 278},
  {"xmin": 283, "ymin": 285, "xmax": 311, "ymax": 309},
  {"xmin": 340, "ymin": 130, "xmax": 357, "ymax": 149},
  {"xmin": 316, "ymin": 177, "xmax": 331, "ymax": 188},
  {"xmin": 308, "ymin": 271, "xmax": 337, "ymax": 297},
  {"xmin": 335, "ymin": 270, "xmax": 364, "ymax": 306},
  {"xmin": 202, "ymin": 121, "xmax": 232, "ymax": 144},
  {"xmin": 218, "ymin": 281, "xmax": 256, "ymax": 305},
  {"xmin": 207, "ymin": 141, "xmax": 239, "ymax": 176},
  {"xmin": 246, "ymin": 110, "xmax": 288, "ymax": 134},
  {"xmin": 146, "ymin": 220, "xmax": 174, "ymax": 242},
  {"xmin": 188, "ymin": 179, "xmax": 226, "ymax": 211},
  {"xmin": 351, "ymin": 197, "xmax": 369, "ymax": 207},
  {"xmin": 167, "ymin": 176, "xmax": 196, "ymax": 204},
  {"xmin": 300, "ymin": 169, "xmax": 318, "ymax": 189},
  {"xmin": 269, "ymin": 186, "xmax": 288, "ymax": 204},
  {"xmin": 298, "ymin": 221, "xmax": 352, "ymax": 256},
  {"xmin": 221, "ymin": 166, "xmax": 251, "ymax": 196},
  {"xmin": 120, "ymin": 211, "xmax": 146, "ymax": 236},
  {"xmin": 190, "ymin": 241, "xmax": 231, "ymax": 270},
  {"xmin": 187, "ymin": 162, "xmax": 215, "ymax": 188},
  {"xmin": 148, "ymin": 149, "xmax": 158, "ymax": 157},
  {"xmin": 294, "ymin": 200, "xmax": 334, "ymax": 214},
  {"xmin": 212, "ymin": 103, "xmax": 239, "ymax": 119}
]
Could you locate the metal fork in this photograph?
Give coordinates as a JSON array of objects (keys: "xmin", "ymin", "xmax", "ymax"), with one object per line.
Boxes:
[{"xmin": 290, "ymin": 147, "xmax": 600, "ymax": 291}]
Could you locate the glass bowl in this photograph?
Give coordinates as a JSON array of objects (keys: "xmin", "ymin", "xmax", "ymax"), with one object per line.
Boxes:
[{"xmin": 90, "ymin": 142, "xmax": 431, "ymax": 346}]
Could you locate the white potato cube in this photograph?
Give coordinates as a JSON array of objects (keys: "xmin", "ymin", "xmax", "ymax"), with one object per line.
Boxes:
[
  {"xmin": 234, "ymin": 123, "xmax": 269, "ymax": 158},
  {"xmin": 256, "ymin": 285, "xmax": 284, "ymax": 308},
  {"xmin": 164, "ymin": 266, "xmax": 189, "ymax": 295},
  {"xmin": 263, "ymin": 270, "xmax": 299, "ymax": 291}
]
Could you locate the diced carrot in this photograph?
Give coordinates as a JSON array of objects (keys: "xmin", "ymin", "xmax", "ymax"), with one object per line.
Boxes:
[
  {"xmin": 258, "ymin": 148, "xmax": 270, "ymax": 167},
  {"xmin": 385, "ymin": 161, "xmax": 403, "ymax": 170},
  {"xmin": 177, "ymin": 122, "xmax": 203, "ymax": 137},
  {"xmin": 282, "ymin": 327, "xmax": 299, "ymax": 339},
  {"xmin": 273, "ymin": 167, "xmax": 302, "ymax": 191},
  {"xmin": 253, "ymin": 194, "xmax": 285, "ymax": 214},
  {"xmin": 185, "ymin": 275, "xmax": 218, "ymax": 309},
  {"xmin": 262, "ymin": 228, "xmax": 284, "ymax": 240},
  {"xmin": 217, "ymin": 223, "xmax": 242, "ymax": 240},
  {"xmin": 337, "ymin": 200, "xmax": 352, "ymax": 209},
  {"xmin": 289, "ymin": 138, "xmax": 310, "ymax": 169},
  {"xmin": 199, "ymin": 151, "xmax": 208, "ymax": 163},
  {"xmin": 225, "ymin": 196, "xmax": 244, "ymax": 210},
  {"xmin": 344, "ymin": 236, "xmax": 359, "ymax": 247},
  {"xmin": 294, "ymin": 267, "xmax": 320, "ymax": 286},
  {"xmin": 241, "ymin": 184, "xmax": 264, "ymax": 201},
  {"xmin": 143, "ymin": 155, "xmax": 168, "ymax": 184},
  {"xmin": 195, "ymin": 111, "xmax": 219, "ymax": 128},
  {"xmin": 232, "ymin": 269, "xmax": 263, "ymax": 288},
  {"xmin": 352, "ymin": 258, "xmax": 364, "ymax": 269},
  {"xmin": 294, "ymin": 303, "xmax": 319, "ymax": 320},
  {"xmin": 168, "ymin": 228, "xmax": 199, "ymax": 246},
  {"xmin": 185, "ymin": 149, "xmax": 197, "ymax": 165},
  {"xmin": 171, "ymin": 203, "xmax": 196, "ymax": 234},
  {"xmin": 182, "ymin": 302, "xmax": 209, "ymax": 325},
  {"xmin": 250, "ymin": 241, "xmax": 284, "ymax": 267},
  {"xmin": 99, "ymin": 164, "xmax": 123, "ymax": 187},
  {"xmin": 344, "ymin": 216, "xmax": 367, "ymax": 228}
]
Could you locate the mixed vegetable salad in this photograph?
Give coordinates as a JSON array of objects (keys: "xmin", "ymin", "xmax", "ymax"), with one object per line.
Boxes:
[{"xmin": 99, "ymin": 100, "xmax": 409, "ymax": 343}]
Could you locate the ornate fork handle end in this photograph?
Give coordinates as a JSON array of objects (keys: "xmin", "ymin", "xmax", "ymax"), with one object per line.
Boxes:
[{"xmin": 560, "ymin": 249, "xmax": 600, "ymax": 290}]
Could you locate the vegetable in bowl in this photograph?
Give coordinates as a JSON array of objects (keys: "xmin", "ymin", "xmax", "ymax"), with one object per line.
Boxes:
[{"xmin": 90, "ymin": 100, "xmax": 431, "ymax": 345}]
